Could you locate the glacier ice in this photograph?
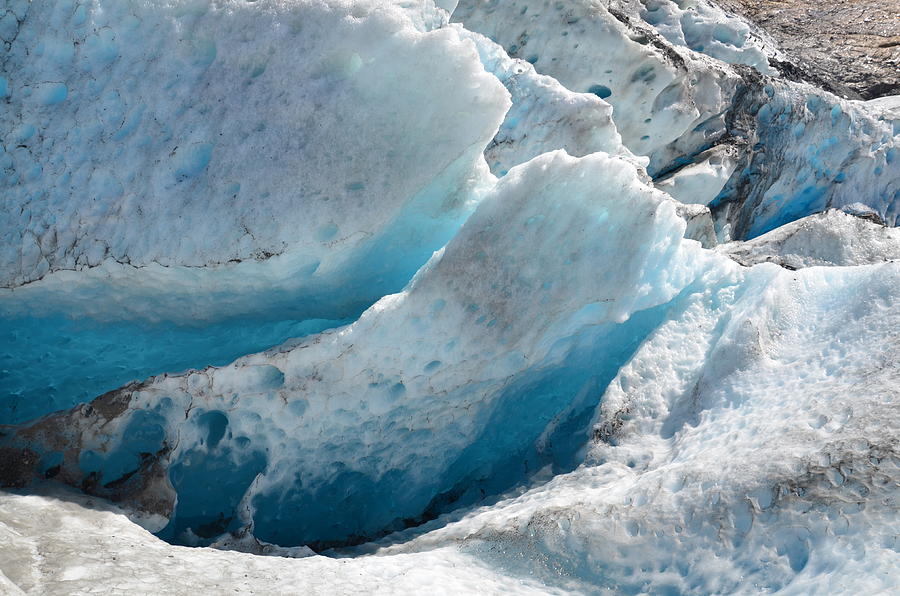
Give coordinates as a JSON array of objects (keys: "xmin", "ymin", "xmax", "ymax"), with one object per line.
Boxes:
[
  {"xmin": 0, "ymin": 486, "xmax": 558, "ymax": 595},
  {"xmin": 457, "ymin": 26, "xmax": 639, "ymax": 176},
  {"xmin": 453, "ymin": 0, "xmax": 741, "ymax": 173},
  {"xmin": 1, "ymin": 0, "xmax": 505, "ymax": 288},
  {"xmin": 1, "ymin": 0, "xmax": 898, "ymax": 594},
  {"xmin": 710, "ymin": 80, "xmax": 900, "ymax": 239},
  {"xmin": 4, "ymin": 150, "xmax": 717, "ymax": 545},
  {"xmin": 718, "ymin": 209, "xmax": 900, "ymax": 269},
  {"xmin": 453, "ymin": 0, "xmax": 899, "ymax": 237},
  {"xmin": 0, "ymin": 0, "xmax": 509, "ymax": 421},
  {"xmin": 369, "ymin": 256, "xmax": 900, "ymax": 594},
  {"xmin": 655, "ymin": 144, "xmax": 739, "ymax": 206},
  {"xmin": 627, "ymin": 0, "xmax": 779, "ymax": 75}
]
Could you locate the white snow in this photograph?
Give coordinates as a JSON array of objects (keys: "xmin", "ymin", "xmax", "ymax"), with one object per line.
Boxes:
[
  {"xmin": 718, "ymin": 209, "xmax": 900, "ymax": 268},
  {"xmin": 0, "ymin": 487, "xmax": 558, "ymax": 595}
]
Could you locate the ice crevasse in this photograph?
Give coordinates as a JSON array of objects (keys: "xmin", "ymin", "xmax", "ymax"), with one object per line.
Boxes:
[
  {"xmin": 0, "ymin": 0, "xmax": 899, "ymax": 594},
  {"xmin": 0, "ymin": 0, "xmax": 511, "ymax": 422}
]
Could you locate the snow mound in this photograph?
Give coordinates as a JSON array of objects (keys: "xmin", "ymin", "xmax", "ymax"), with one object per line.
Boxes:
[{"xmin": 0, "ymin": 486, "xmax": 555, "ymax": 595}]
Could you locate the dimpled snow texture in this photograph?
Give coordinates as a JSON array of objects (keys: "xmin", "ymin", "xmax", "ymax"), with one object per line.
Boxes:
[
  {"xmin": 6, "ymin": 151, "xmax": 714, "ymax": 546},
  {"xmin": 1, "ymin": 0, "xmax": 507, "ymax": 289}
]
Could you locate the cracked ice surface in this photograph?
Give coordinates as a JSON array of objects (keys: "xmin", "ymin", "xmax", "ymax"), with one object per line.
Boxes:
[
  {"xmin": 1, "ymin": 0, "xmax": 899, "ymax": 594},
  {"xmin": 453, "ymin": 0, "xmax": 900, "ymax": 235}
]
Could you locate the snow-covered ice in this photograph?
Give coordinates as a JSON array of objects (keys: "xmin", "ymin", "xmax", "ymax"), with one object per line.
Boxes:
[
  {"xmin": 2, "ymin": 0, "xmax": 506, "ymax": 288},
  {"xmin": 1, "ymin": 0, "xmax": 509, "ymax": 421},
  {"xmin": 718, "ymin": 209, "xmax": 900, "ymax": 269},
  {"xmin": 5, "ymin": 150, "xmax": 717, "ymax": 546},
  {"xmin": 0, "ymin": 0, "xmax": 898, "ymax": 594},
  {"xmin": 0, "ymin": 486, "xmax": 558, "ymax": 595}
]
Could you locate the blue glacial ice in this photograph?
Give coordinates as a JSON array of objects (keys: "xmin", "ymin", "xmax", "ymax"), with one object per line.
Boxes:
[
  {"xmin": 0, "ymin": 0, "xmax": 898, "ymax": 594},
  {"xmin": 5, "ymin": 150, "xmax": 718, "ymax": 544},
  {"xmin": 0, "ymin": 0, "xmax": 509, "ymax": 420}
]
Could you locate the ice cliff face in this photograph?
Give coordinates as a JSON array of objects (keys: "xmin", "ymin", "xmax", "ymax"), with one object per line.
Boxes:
[
  {"xmin": 2, "ymin": 0, "xmax": 505, "ymax": 289},
  {"xmin": 451, "ymin": 0, "xmax": 900, "ymax": 236},
  {"xmin": 1, "ymin": 0, "xmax": 898, "ymax": 594},
  {"xmin": 1, "ymin": 0, "xmax": 510, "ymax": 422}
]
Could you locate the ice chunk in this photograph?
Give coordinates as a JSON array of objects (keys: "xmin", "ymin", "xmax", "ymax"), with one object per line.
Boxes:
[
  {"xmin": 0, "ymin": 0, "xmax": 510, "ymax": 421},
  {"xmin": 452, "ymin": 2, "xmax": 899, "ymax": 238},
  {"xmin": 3, "ymin": 150, "xmax": 719, "ymax": 547},
  {"xmin": 457, "ymin": 26, "xmax": 642, "ymax": 175},
  {"xmin": 452, "ymin": 0, "xmax": 741, "ymax": 173},
  {"xmin": 0, "ymin": 0, "xmax": 507, "ymax": 290},
  {"xmin": 711, "ymin": 82, "xmax": 900, "ymax": 238},
  {"xmin": 655, "ymin": 144, "xmax": 739, "ymax": 205},
  {"xmin": 717, "ymin": 209, "xmax": 900, "ymax": 268}
]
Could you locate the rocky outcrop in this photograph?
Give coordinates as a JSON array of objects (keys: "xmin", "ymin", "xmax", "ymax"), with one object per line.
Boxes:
[{"xmin": 718, "ymin": 0, "xmax": 900, "ymax": 99}]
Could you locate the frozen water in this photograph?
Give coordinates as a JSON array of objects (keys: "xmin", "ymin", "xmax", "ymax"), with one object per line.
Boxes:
[
  {"xmin": 0, "ymin": 313, "xmax": 350, "ymax": 425},
  {"xmin": 4, "ymin": 150, "xmax": 717, "ymax": 546},
  {"xmin": 655, "ymin": 144, "xmax": 739, "ymax": 206},
  {"xmin": 0, "ymin": 486, "xmax": 557, "ymax": 595},
  {"xmin": 1, "ymin": 0, "xmax": 898, "ymax": 594},
  {"xmin": 718, "ymin": 209, "xmax": 900, "ymax": 269},
  {"xmin": 628, "ymin": 0, "xmax": 778, "ymax": 74},
  {"xmin": 0, "ymin": 0, "xmax": 508, "ymax": 421},
  {"xmin": 1, "ymin": 0, "xmax": 506, "ymax": 287},
  {"xmin": 452, "ymin": 1, "xmax": 900, "ymax": 237},
  {"xmin": 453, "ymin": 0, "xmax": 741, "ymax": 173},
  {"xmin": 711, "ymin": 82, "xmax": 900, "ymax": 239},
  {"xmin": 456, "ymin": 26, "xmax": 640, "ymax": 176},
  {"xmin": 378, "ymin": 257, "xmax": 900, "ymax": 594}
]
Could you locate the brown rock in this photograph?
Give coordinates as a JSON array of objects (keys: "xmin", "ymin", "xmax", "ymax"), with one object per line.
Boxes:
[
  {"xmin": 0, "ymin": 446, "xmax": 39, "ymax": 488},
  {"xmin": 717, "ymin": 0, "xmax": 900, "ymax": 99}
]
